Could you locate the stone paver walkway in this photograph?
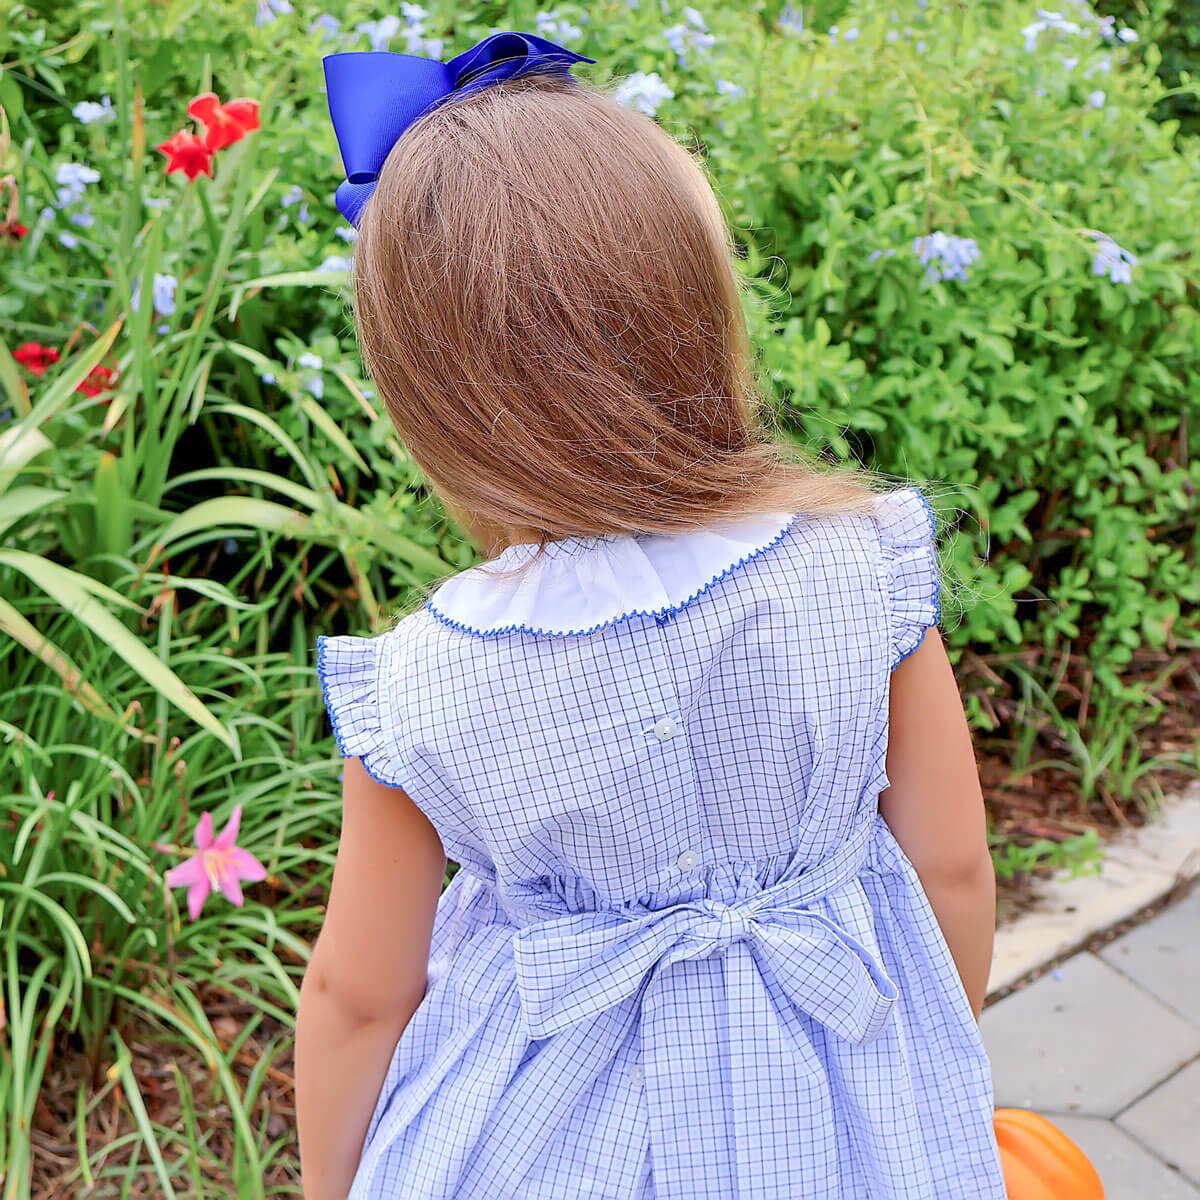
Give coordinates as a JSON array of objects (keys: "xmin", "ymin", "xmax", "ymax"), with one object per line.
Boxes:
[{"xmin": 982, "ymin": 889, "xmax": 1200, "ymax": 1198}]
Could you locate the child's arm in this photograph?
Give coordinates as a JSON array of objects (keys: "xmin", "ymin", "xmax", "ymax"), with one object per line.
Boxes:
[
  {"xmin": 878, "ymin": 627, "xmax": 996, "ymax": 1018},
  {"xmin": 296, "ymin": 756, "xmax": 447, "ymax": 1200}
]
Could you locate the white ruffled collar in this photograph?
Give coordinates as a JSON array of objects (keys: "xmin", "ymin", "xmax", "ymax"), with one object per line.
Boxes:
[{"xmin": 425, "ymin": 509, "xmax": 801, "ymax": 637}]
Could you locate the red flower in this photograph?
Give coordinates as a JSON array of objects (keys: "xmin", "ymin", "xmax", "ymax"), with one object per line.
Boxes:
[
  {"xmin": 3, "ymin": 223, "xmax": 29, "ymax": 242},
  {"xmin": 156, "ymin": 130, "xmax": 214, "ymax": 180},
  {"xmin": 76, "ymin": 364, "xmax": 117, "ymax": 398},
  {"xmin": 187, "ymin": 92, "xmax": 261, "ymax": 151},
  {"xmin": 14, "ymin": 342, "xmax": 61, "ymax": 376}
]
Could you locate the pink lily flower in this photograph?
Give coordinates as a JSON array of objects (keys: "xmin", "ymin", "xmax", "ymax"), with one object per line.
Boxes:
[{"xmin": 164, "ymin": 804, "xmax": 268, "ymax": 920}]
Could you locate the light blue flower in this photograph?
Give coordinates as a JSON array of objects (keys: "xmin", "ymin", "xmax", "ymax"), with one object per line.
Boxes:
[
  {"xmin": 400, "ymin": 1, "xmax": 428, "ymax": 25},
  {"xmin": 912, "ymin": 231, "xmax": 981, "ymax": 282},
  {"xmin": 298, "ymin": 203, "xmax": 311, "ymax": 225},
  {"xmin": 885, "ymin": 29, "xmax": 899, "ymax": 43},
  {"xmin": 224, "ymin": 537, "xmax": 238, "ymax": 554},
  {"xmin": 58, "ymin": 232, "xmax": 79, "ymax": 248},
  {"xmin": 404, "ymin": 31, "xmax": 444, "ymax": 57},
  {"xmin": 1117, "ymin": 27, "xmax": 1137, "ymax": 43},
  {"xmin": 1087, "ymin": 230, "xmax": 1136, "ymax": 284},
  {"xmin": 1088, "ymin": 89, "xmax": 1105, "ymax": 107},
  {"xmin": 613, "ymin": 72, "xmax": 674, "ymax": 116},
  {"xmin": 357, "ymin": 15, "xmax": 402, "ymax": 50},
  {"xmin": 779, "ymin": 3, "xmax": 803, "ymax": 36},
  {"xmin": 664, "ymin": 19, "xmax": 716, "ymax": 68},
  {"xmin": 335, "ymin": 226, "xmax": 358, "ymax": 242},
  {"xmin": 1058, "ymin": 55, "xmax": 1079, "ymax": 71},
  {"xmin": 310, "ymin": 13, "xmax": 341, "ymax": 38},
  {"xmin": 1021, "ymin": 10, "xmax": 1082, "ymax": 52},
  {"xmin": 298, "ymin": 352, "xmax": 324, "ymax": 370},
  {"xmin": 39, "ymin": 206, "xmax": 54, "ymax": 222},
  {"xmin": 1084, "ymin": 54, "xmax": 1111, "ymax": 77},
  {"xmin": 716, "ymin": 79, "xmax": 745, "ymax": 98},
  {"xmin": 157, "ymin": 323, "xmax": 170, "ymax": 334},
  {"xmin": 69, "ymin": 207, "xmax": 94, "ymax": 228},
  {"xmin": 282, "ymin": 185, "xmax": 303, "ymax": 209},
  {"xmin": 255, "ymin": 0, "xmax": 291, "ymax": 25},
  {"xmin": 152, "ymin": 273, "xmax": 177, "ymax": 315},
  {"xmin": 535, "ymin": 11, "xmax": 584, "ymax": 42},
  {"xmin": 305, "ymin": 376, "xmax": 325, "ymax": 399},
  {"xmin": 868, "ymin": 248, "xmax": 898, "ymax": 263},
  {"xmin": 262, "ymin": 373, "xmax": 276, "ymax": 385},
  {"xmin": 131, "ymin": 272, "xmax": 178, "ymax": 315},
  {"xmin": 73, "ymin": 96, "xmax": 115, "ymax": 125},
  {"xmin": 317, "ymin": 255, "xmax": 354, "ymax": 273},
  {"xmin": 830, "ymin": 25, "xmax": 859, "ymax": 45},
  {"xmin": 54, "ymin": 162, "xmax": 100, "ymax": 208},
  {"xmin": 683, "ymin": 6, "xmax": 706, "ymax": 28}
]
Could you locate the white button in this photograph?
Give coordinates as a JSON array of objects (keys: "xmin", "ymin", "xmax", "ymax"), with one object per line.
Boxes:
[
  {"xmin": 629, "ymin": 1063, "xmax": 644, "ymax": 1086},
  {"xmin": 676, "ymin": 849, "xmax": 699, "ymax": 871},
  {"xmin": 652, "ymin": 717, "xmax": 679, "ymax": 741}
]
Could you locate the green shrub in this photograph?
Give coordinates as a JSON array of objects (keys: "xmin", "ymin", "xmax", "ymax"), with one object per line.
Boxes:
[{"xmin": 1096, "ymin": 0, "xmax": 1200, "ymax": 138}]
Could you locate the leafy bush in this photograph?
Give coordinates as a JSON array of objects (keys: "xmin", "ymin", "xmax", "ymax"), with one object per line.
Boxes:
[
  {"xmin": 1, "ymin": 0, "xmax": 1198, "ymax": 1192},
  {"xmin": 1097, "ymin": 0, "xmax": 1200, "ymax": 137}
]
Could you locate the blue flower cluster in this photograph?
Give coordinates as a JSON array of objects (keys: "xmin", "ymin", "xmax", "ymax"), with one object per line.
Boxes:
[
  {"xmin": 614, "ymin": 72, "xmax": 675, "ymax": 116},
  {"xmin": 664, "ymin": 8, "xmax": 716, "ymax": 70},
  {"xmin": 1021, "ymin": 2, "xmax": 1138, "ymax": 52},
  {"xmin": 131, "ymin": 273, "xmax": 178, "ymax": 324},
  {"xmin": 912, "ymin": 232, "xmax": 982, "ymax": 282},
  {"xmin": 536, "ymin": 10, "xmax": 585, "ymax": 43},
  {"xmin": 779, "ymin": 4, "xmax": 803, "ymax": 37},
  {"xmin": 1087, "ymin": 230, "xmax": 1137, "ymax": 284},
  {"xmin": 868, "ymin": 226, "xmax": 1137, "ymax": 288}
]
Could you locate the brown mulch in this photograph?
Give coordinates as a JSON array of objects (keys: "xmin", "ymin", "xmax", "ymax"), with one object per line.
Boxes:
[
  {"xmin": 29, "ymin": 986, "xmax": 299, "ymax": 1199},
  {"xmin": 24, "ymin": 648, "xmax": 1200, "ymax": 1196},
  {"xmin": 964, "ymin": 646, "xmax": 1200, "ymax": 916}
]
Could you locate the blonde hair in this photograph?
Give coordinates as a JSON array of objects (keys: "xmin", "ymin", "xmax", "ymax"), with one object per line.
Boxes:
[{"xmin": 352, "ymin": 69, "xmax": 890, "ymax": 581}]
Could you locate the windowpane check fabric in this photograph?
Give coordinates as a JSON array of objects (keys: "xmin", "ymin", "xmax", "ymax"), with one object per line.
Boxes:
[{"xmin": 316, "ymin": 488, "xmax": 1007, "ymax": 1199}]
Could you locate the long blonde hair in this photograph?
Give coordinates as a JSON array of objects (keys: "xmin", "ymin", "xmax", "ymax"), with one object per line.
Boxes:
[{"xmin": 352, "ymin": 69, "xmax": 888, "ymax": 578}]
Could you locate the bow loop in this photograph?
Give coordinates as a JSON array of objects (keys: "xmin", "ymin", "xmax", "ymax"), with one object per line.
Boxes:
[
  {"xmin": 323, "ymin": 31, "xmax": 597, "ymax": 225},
  {"xmin": 513, "ymin": 880, "xmax": 898, "ymax": 1049}
]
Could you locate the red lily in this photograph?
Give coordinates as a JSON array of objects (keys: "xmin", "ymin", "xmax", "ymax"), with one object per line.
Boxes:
[
  {"xmin": 76, "ymin": 364, "xmax": 117, "ymax": 398},
  {"xmin": 3, "ymin": 222, "xmax": 28, "ymax": 242},
  {"xmin": 14, "ymin": 342, "xmax": 61, "ymax": 376},
  {"xmin": 156, "ymin": 130, "xmax": 214, "ymax": 180},
  {"xmin": 187, "ymin": 92, "xmax": 261, "ymax": 151}
]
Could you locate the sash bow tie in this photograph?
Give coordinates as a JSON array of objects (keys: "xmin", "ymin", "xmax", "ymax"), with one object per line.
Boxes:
[
  {"xmin": 323, "ymin": 31, "xmax": 596, "ymax": 225},
  {"xmin": 510, "ymin": 819, "xmax": 899, "ymax": 1050}
]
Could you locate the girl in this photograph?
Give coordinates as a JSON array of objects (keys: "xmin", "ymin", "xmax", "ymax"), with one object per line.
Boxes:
[{"xmin": 296, "ymin": 30, "xmax": 1007, "ymax": 1200}]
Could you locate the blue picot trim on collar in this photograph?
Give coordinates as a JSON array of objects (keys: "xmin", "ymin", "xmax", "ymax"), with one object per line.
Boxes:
[
  {"xmin": 889, "ymin": 489, "xmax": 942, "ymax": 669},
  {"xmin": 424, "ymin": 513, "xmax": 801, "ymax": 639}
]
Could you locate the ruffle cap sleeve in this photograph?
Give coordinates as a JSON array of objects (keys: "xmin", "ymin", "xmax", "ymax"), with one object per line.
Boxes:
[
  {"xmin": 316, "ymin": 633, "xmax": 399, "ymax": 777},
  {"xmin": 876, "ymin": 488, "xmax": 941, "ymax": 668}
]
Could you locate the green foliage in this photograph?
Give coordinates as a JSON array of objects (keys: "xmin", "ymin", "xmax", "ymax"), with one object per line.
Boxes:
[
  {"xmin": 0, "ymin": 0, "xmax": 1198, "ymax": 1191},
  {"xmin": 1096, "ymin": 0, "xmax": 1200, "ymax": 137},
  {"xmin": 990, "ymin": 828, "xmax": 1104, "ymax": 881}
]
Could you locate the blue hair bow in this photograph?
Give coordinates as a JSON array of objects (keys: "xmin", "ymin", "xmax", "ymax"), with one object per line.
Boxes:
[{"xmin": 323, "ymin": 31, "xmax": 597, "ymax": 226}]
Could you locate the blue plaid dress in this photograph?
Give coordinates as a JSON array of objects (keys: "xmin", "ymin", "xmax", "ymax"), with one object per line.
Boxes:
[{"xmin": 316, "ymin": 487, "xmax": 1007, "ymax": 1200}]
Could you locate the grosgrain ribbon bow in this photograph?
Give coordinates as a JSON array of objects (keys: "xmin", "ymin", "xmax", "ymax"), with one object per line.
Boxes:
[{"xmin": 323, "ymin": 31, "xmax": 597, "ymax": 226}]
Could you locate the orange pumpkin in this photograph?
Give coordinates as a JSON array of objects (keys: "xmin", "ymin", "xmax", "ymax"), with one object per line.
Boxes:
[{"xmin": 994, "ymin": 1108, "xmax": 1104, "ymax": 1199}]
